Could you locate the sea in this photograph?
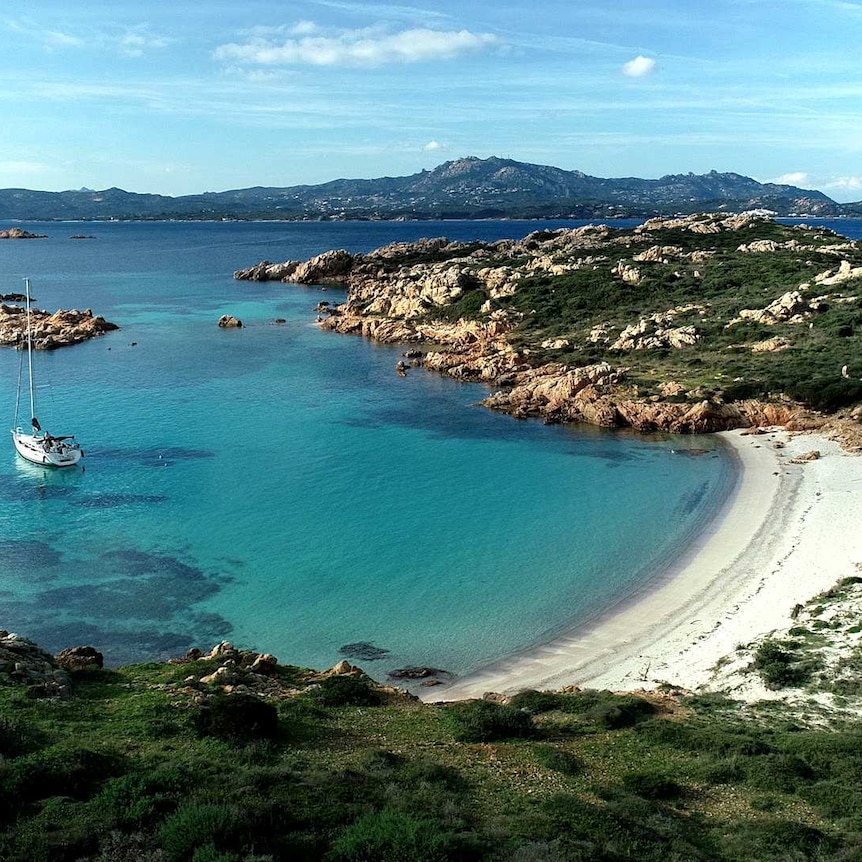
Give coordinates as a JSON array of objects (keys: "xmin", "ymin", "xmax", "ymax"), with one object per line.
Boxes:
[{"xmin": 0, "ymin": 216, "xmax": 858, "ymax": 681}]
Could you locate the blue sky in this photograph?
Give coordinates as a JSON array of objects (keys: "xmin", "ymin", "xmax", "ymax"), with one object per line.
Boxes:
[{"xmin": 1, "ymin": 0, "xmax": 861, "ymax": 200}]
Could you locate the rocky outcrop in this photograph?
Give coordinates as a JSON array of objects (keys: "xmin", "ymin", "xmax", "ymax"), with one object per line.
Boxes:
[
  {"xmin": 751, "ymin": 336, "xmax": 790, "ymax": 353},
  {"xmin": 737, "ymin": 238, "xmax": 801, "ymax": 253},
  {"xmin": 0, "ymin": 305, "xmax": 119, "ymax": 349},
  {"xmin": 234, "ymin": 260, "xmax": 300, "ymax": 281},
  {"xmin": 287, "ymin": 249, "xmax": 354, "ymax": 284},
  {"xmin": 730, "ymin": 291, "xmax": 818, "ymax": 327},
  {"xmin": 611, "ymin": 320, "xmax": 699, "ymax": 351},
  {"xmin": 0, "ymin": 630, "xmax": 71, "ymax": 697},
  {"xmin": 635, "ymin": 212, "xmax": 770, "ymax": 234},
  {"xmin": 0, "ymin": 227, "xmax": 47, "ymax": 239},
  {"xmin": 218, "ymin": 314, "xmax": 243, "ymax": 328},
  {"xmin": 814, "ymin": 260, "xmax": 862, "ymax": 286}
]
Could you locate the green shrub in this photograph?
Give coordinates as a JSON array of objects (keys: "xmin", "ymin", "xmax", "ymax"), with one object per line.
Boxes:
[
  {"xmin": 801, "ymin": 780, "xmax": 862, "ymax": 820},
  {"xmin": 533, "ymin": 745, "xmax": 583, "ymax": 776},
  {"xmin": 326, "ymin": 807, "xmax": 458, "ymax": 861},
  {"xmin": 160, "ymin": 802, "xmax": 239, "ymax": 862},
  {"xmin": 717, "ymin": 819, "xmax": 835, "ymax": 861},
  {"xmin": 193, "ymin": 693, "xmax": 279, "ymax": 743},
  {"xmin": 507, "ymin": 690, "xmax": 564, "ymax": 715},
  {"xmin": 743, "ymin": 753, "xmax": 814, "ymax": 793},
  {"xmin": 751, "ymin": 639, "xmax": 820, "ymax": 689},
  {"xmin": 9, "ymin": 744, "xmax": 122, "ymax": 802},
  {"xmin": 313, "ymin": 675, "xmax": 381, "ymax": 707},
  {"xmin": 94, "ymin": 766, "xmax": 190, "ymax": 827},
  {"xmin": 621, "ymin": 769, "xmax": 683, "ymax": 800},
  {"xmin": 585, "ymin": 695, "xmax": 655, "ymax": 729},
  {"xmin": 639, "ymin": 718, "xmax": 758, "ymax": 754},
  {"xmin": 445, "ymin": 699, "xmax": 535, "ymax": 742},
  {"xmin": 0, "ymin": 716, "xmax": 34, "ymax": 757},
  {"xmin": 689, "ymin": 755, "xmax": 747, "ymax": 786}
]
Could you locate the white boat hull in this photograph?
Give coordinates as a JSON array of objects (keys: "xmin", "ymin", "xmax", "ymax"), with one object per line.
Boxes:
[{"xmin": 12, "ymin": 430, "xmax": 82, "ymax": 468}]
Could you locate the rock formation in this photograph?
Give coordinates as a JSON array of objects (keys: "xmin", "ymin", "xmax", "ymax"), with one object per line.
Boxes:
[
  {"xmin": 0, "ymin": 304, "xmax": 118, "ymax": 349},
  {"xmin": 0, "ymin": 227, "xmax": 47, "ymax": 239},
  {"xmin": 0, "ymin": 630, "xmax": 71, "ymax": 697},
  {"xmin": 218, "ymin": 314, "xmax": 243, "ymax": 328}
]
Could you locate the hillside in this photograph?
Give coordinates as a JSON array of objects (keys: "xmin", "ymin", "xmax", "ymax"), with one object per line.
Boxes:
[
  {"xmin": 0, "ymin": 157, "xmax": 852, "ymax": 221},
  {"xmin": 5, "ymin": 628, "xmax": 862, "ymax": 861}
]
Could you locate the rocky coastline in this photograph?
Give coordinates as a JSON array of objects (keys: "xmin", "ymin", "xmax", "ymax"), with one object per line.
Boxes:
[{"xmin": 236, "ymin": 213, "xmax": 862, "ymax": 440}]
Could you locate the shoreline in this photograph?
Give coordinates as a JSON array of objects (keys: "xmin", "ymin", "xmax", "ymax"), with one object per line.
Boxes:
[{"xmin": 423, "ymin": 428, "xmax": 862, "ymax": 702}]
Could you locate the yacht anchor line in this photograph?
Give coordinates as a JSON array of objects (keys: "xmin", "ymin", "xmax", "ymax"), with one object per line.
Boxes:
[{"xmin": 10, "ymin": 279, "xmax": 83, "ymax": 468}]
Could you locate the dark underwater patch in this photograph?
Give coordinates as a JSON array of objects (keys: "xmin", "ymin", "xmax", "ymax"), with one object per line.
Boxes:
[
  {"xmin": 99, "ymin": 548, "xmax": 212, "ymax": 581},
  {"xmin": 339, "ymin": 641, "xmax": 391, "ymax": 661},
  {"xmin": 0, "ymin": 479, "xmax": 77, "ymax": 503},
  {"xmin": 93, "ymin": 446, "xmax": 216, "ymax": 467},
  {"xmin": 677, "ymin": 480, "xmax": 710, "ymax": 515},
  {"xmin": 38, "ymin": 572, "xmax": 219, "ymax": 619},
  {"xmin": 0, "ymin": 539, "xmax": 63, "ymax": 582},
  {"xmin": 0, "ymin": 540, "xmax": 234, "ymax": 666},
  {"xmin": 77, "ymin": 493, "xmax": 169, "ymax": 508}
]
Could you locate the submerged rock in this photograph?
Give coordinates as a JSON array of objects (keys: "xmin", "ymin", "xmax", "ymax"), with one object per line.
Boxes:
[{"xmin": 339, "ymin": 642, "xmax": 391, "ymax": 661}]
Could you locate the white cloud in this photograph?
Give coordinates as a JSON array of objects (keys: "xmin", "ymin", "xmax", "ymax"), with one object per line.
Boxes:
[
  {"xmin": 773, "ymin": 171, "xmax": 810, "ymax": 186},
  {"xmin": 423, "ymin": 140, "xmax": 446, "ymax": 152},
  {"xmin": 214, "ymin": 26, "xmax": 498, "ymax": 68},
  {"xmin": 622, "ymin": 55, "xmax": 656, "ymax": 77},
  {"xmin": 4, "ymin": 18, "xmax": 170, "ymax": 57},
  {"xmin": 118, "ymin": 30, "xmax": 169, "ymax": 58},
  {"xmin": 291, "ymin": 21, "xmax": 319, "ymax": 36},
  {"xmin": 825, "ymin": 176, "xmax": 862, "ymax": 192}
]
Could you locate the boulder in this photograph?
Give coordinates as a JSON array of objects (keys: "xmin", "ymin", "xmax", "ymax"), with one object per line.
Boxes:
[
  {"xmin": 218, "ymin": 315, "xmax": 243, "ymax": 328},
  {"xmin": 287, "ymin": 249, "xmax": 354, "ymax": 284},
  {"xmin": 56, "ymin": 645, "xmax": 104, "ymax": 672}
]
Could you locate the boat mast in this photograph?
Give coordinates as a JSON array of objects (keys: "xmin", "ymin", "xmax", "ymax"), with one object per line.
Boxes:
[{"xmin": 24, "ymin": 278, "xmax": 36, "ymax": 428}]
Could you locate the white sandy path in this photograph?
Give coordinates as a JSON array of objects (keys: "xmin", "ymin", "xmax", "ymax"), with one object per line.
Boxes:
[{"xmin": 423, "ymin": 428, "xmax": 862, "ymax": 702}]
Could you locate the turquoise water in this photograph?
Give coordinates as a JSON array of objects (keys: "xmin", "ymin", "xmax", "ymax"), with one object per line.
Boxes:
[{"xmin": 0, "ymin": 218, "xmax": 769, "ymax": 679}]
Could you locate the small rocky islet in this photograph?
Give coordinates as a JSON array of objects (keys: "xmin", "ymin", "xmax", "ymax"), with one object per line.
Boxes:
[
  {"xmin": 0, "ymin": 302, "xmax": 118, "ymax": 349},
  {"xmin": 236, "ymin": 212, "xmax": 862, "ymax": 443}
]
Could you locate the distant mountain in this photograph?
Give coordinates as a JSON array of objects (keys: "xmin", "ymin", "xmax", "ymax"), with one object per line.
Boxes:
[{"xmin": 0, "ymin": 157, "xmax": 852, "ymax": 221}]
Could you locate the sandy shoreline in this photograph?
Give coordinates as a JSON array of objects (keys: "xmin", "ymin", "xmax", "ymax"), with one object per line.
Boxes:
[{"xmin": 423, "ymin": 427, "xmax": 862, "ymax": 702}]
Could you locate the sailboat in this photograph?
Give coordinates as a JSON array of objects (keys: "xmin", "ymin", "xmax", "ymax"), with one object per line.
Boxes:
[{"xmin": 10, "ymin": 279, "xmax": 83, "ymax": 468}]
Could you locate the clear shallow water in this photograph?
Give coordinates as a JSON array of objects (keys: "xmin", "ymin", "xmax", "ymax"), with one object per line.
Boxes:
[{"xmin": 0, "ymin": 216, "xmax": 821, "ymax": 679}]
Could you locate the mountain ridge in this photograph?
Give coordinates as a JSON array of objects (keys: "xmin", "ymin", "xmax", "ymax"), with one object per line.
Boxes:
[{"xmin": 1, "ymin": 156, "xmax": 859, "ymax": 221}]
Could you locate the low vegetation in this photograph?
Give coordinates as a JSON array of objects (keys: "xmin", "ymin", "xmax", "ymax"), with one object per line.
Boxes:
[{"xmin": 5, "ymin": 656, "xmax": 862, "ymax": 860}]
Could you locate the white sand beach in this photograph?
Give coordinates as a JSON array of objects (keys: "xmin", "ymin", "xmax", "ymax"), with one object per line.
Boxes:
[{"xmin": 424, "ymin": 427, "xmax": 862, "ymax": 702}]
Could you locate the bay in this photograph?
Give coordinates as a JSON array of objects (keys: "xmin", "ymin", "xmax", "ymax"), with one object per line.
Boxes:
[{"xmin": 0, "ymin": 216, "xmax": 849, "ymax": 681}]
